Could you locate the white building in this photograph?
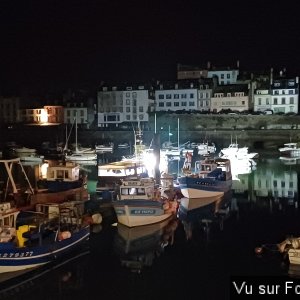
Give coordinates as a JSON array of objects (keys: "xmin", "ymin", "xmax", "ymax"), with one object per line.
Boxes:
[
  {"xmin": 253, "ymin": 87, "xmax": 272, "ymax": 112},
  {"xmin": 198, "ymin": 82, "xmax": 213, "ymax": 112},
  {"xmin": 207, "ymin": 61, "xmax": 240, "ymax": 85},
  {"xmin": 155, "ymin": 81, "xmax": 198, "ymax": 112},
  {"xmin": 97, "ymin": 84, "xmax": 154, "ymax": 129},
  {"xmin": 254, "ymin": 77, "xmax": 299, "ymax": 114}
]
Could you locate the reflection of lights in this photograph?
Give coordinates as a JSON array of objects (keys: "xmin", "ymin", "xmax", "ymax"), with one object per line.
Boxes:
[
  {"xmin": 40, "ymin": 162, "xmax": 49, "ymax": 179},
  {"xmin": 230, "ymin": 157, "xmax": 254, "ymax": 181}
]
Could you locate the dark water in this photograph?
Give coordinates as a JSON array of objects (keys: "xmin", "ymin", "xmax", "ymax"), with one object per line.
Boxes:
[{"xmin": 1, "ymin": 154, "xmax": 300, "ymax": 300}]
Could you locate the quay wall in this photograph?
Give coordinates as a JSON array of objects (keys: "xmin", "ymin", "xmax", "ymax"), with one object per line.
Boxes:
[{"xmin": 1, "ymin": 114, "xmax": 300, "ymax": 151}]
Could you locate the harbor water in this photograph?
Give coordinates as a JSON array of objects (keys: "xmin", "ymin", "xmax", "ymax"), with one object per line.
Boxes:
[{"xmin": 1, "ymin": 152, "xmax": 300, "ymax": 299}]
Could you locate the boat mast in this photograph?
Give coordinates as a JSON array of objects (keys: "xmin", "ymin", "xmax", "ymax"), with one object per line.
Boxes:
[
  {"xmin": 63, "ymin": 119, "xmax": 75, "ymax": 152},
  {"xmin": 0, "ymin": 158, "xmax": 34, "ymax": 200},
  {"xmin": 75, "ymin": 112, "xmax": 79, "ymax": 153},
  {"xmin": 177, "ymin": 118, "xmax": 180, "ymax": 150},
  {"xmin": 177, "ymin": 117, "xmax": 180, "ymax": 174}
]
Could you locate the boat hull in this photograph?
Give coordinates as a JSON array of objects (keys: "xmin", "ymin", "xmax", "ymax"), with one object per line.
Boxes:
[
  {"xmin": 178, "ymin": 176, "xmax": 231, "ymax": 199},
  {"xmin": 0, "ymin": 227, "xmax": 90, "ymax": 273},
  {"xmin": 65, "ymin": 155, "xmax": 97, "ymax": 161},
  {"xmin": 28, "ymin": 187, "xmax": 89, "ymax": 209},
  {"xmin": 113, "ymin": 200, "xmax": 173, "ymax": 227},
  {"xmin": 179, "ymin": 195, "xmax": 222, "ymax": 213}
]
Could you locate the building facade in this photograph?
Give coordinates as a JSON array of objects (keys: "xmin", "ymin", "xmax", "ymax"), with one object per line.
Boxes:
[
  {"xmin": 155, "ymin": 81, "xmax": 198, "ymax": 112},
  {"xmin": 210, "ymin": 84, "xmax": 250, "ymax": 113},
  {"xmin": 97, "ymin": 84, "xmax": 155, "ymax": 129},
  {"xmin": 0, "ymin": 96, "xmax": 21, "ymax": 124},
  {"xmin": 254, "ymin": 76, "xmax": 299, "ymax": 114}
]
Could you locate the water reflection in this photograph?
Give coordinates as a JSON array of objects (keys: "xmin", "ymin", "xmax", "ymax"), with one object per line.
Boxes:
[
  {"xmin": 0, "ymin": 249, "xmax": 90, "ymax": 299},
  {"xmin": 113, "ymin": 216, "xmax": 178, "ymax": 273},
  {"xmin": 178, "ymin": 194, "xmax": 239, "ymax": 240},
  {"xmin": 232, "ymin": 158, "xmax": 298, "ymax": 210}
]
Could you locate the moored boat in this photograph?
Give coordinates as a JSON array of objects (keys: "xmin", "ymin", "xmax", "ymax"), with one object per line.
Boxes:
[
  {"xmin": 197, "ymin": 141, "xmax": 217, "ymax": 155},
  {"xmin": 64, "ymin": 114, "xmax": 97, "ymax": 162},
  {"xmin": 177, "ymin": 157, "xmax": 232, "ymax": 199},
  {"xmin": 95, "ymin": 143, "xmax": 114, "ymax": 153},
  {"xmin": 0, "ymin": 158, "xmax": 89, "ymax": 210},
  {"xmin": 0, "ymin": 201, "xmax": 90, "ymax": 274},
  {"xmin": 97, "ymin": 160, "xmax": 149, "ymax": 198},
  {"xmin": 20, "ymin": 154, "xmax": 44, "ymax": 163},
  {"xmin": 112, "ymin": 175, "xmax": 178, "ymax": 227}
]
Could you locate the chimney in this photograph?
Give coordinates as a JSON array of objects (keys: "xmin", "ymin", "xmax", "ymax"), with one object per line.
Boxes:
[
  {"xmin": 296, "ymin": 76, "xmax": 299, "ymax": 84},
  {"xmin": 237, "ymin": 60, "xmax": 240, "ymax": 69},
  {"xmin": 207, "ymin": 61, "xmax": 211, "ymax": 69}
]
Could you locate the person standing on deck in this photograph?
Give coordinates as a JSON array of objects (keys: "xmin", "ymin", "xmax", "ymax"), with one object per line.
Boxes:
[{"xmin": 183, "ymin": 151, "xmax": 193, "ymax": 170}]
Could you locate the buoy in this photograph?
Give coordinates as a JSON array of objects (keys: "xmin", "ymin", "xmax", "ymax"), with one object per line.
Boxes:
[
  {"xmin": 59, "ymin": 231, "xmax": 71, "ymax": 241},
  {"xmin": 92, "ymin": 213, "xmax": 103, "ymax": 225},
  {"xmin": 255, "ymin": 247, "xmax": 263, "ymax": 254},
  {"xmin": 83, "ymin": 216, "xmax": 93, "ymax": 225}
]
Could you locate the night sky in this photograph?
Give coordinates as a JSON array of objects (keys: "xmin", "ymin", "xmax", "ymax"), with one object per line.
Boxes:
[{"xmin": 1, "ymin": 0, "xmax": 299, "ymax": 95}]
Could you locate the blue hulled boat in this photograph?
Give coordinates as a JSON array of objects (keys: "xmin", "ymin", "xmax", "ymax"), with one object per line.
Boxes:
[
  {"xmin": 0, "ymin": 201, "xmax": 90, "ymax": 274},
  {"xmin": 177, "ymin": 157, "xmax": 232, "ymax": 199}
]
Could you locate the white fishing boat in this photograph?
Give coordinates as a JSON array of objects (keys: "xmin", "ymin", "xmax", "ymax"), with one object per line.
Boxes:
[
  {"xmin": 198, "ymin": 142, "xmax": 217, "ymax": 155},
  {"xmin": 97, "ymin": 160, "xmax": 149, "ymax": 200},
  {"xmin": 112, "ymin": 175, "xmax": 178, "ymax": 227},
  {"xmin": 20, "ymin": 154, "xmax": 44, "ymax": 163},
  {"xmin": 95, "ymin": 143, "xmax": 114, "ymax": 153},
  {"xmin": 14, "ymin": 147, "xmax": 37, "ymax": 155},
  {"xmin": 219, "ymin": 135, "xmax": 258, "ymax": 160}
]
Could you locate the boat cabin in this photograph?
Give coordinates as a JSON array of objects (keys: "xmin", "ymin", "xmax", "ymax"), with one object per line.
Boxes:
[
  {"xmin": 195, "ymin": 158, "xmax": 231, "ymax": 180},
  {"xmin": 119, "ymin": 176, "xmax": 156, "ymax": 200},
  {"xmin": 45, "ymin": 161, "xmax": 80, "ymax": 182},
  {"xmin": 97, "ymin": 161, "xmax": 149, "ymax": 196}
]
